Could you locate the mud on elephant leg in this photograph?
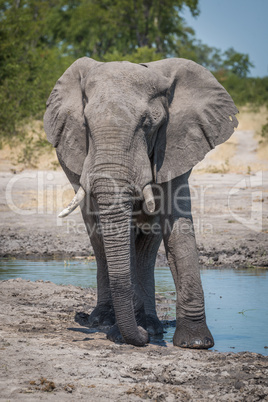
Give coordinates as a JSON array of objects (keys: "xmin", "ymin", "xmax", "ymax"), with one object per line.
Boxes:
[{"xmin": 165, "ymin": 217, "xmax": 214, "ymax": 349}]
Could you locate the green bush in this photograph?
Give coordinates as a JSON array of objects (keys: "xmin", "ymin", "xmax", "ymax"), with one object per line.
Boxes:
[
  {"xmin": 221, "ymin": 75, "xmax": 268, "ymax": 107},
  {"xmin": 0, "ymin": 0, "xmax": 267, "ymax": 144}
]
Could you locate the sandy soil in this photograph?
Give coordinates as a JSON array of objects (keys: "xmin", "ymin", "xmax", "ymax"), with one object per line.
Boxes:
[
  {"xmin": 1, "ymin": 278, "xmax": 268, "ymax": 401},
  {"xmin": 1, "ymin": 116, "xmax": 268, "ymax": 400}
]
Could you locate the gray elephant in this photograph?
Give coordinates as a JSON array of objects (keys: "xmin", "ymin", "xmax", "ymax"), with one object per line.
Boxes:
[{"xmin": 44, "ymin": 57, "xmax": 238, "ymax": 348}]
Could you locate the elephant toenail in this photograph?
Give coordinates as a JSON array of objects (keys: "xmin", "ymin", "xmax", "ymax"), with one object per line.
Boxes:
[
  {"xmin": 180, "ymin": 341, "xmax": 188, "ymax": 347},
  {"xmin": 204, "ymin": 337, "xmax": 214, "ymax": 347},
  {"xmin": 190, "ymin": 339, "xmax": 202, "ymax": 348}
]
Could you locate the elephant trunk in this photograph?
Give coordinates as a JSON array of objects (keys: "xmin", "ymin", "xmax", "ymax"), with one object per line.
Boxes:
[{"xmin": 96, "ymin": 182, "xmax": 149, "ymax": 346}]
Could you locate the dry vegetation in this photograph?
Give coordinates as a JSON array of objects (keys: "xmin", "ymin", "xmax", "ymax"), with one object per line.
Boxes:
[
  {"xmin": 193, "ymin": 105, "xmax": 268, "ymax": 174},
  {"xmin": 237, "ymin": 105, "xmax": 268, "ymax": 132},
  {"xmin": 236, "ymin": 105, "xmax": 268, "ymax": 164},
  {"xmin": 0, "ymin": 120, "xmax": 58, "ymax": 172},
  {"xmin": 237, "ymin": 105, "xmax": 268, "ymax": 161}
]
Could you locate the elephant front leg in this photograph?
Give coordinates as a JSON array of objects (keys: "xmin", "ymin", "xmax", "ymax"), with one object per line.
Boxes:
[
  {"xmin": 161, "ymin": 174, "xmax": 214, "ymax": 349},
  {"xmin": 164, "ymin": 218, "xmax": 214, "ymax": 349},
  {"xmin": 79, "ymin": 204, "xmax": 115, "ymax": 328},
  {"xmin": 56, "ymin": 162, "xmax": 115, "ymax": 329},
  {"xmin": 88, "ymin": 245, "xmax": 115, "ymax": 327}
]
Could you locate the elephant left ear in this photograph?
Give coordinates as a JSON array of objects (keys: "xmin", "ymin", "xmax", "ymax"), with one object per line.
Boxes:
[{"xmin": 145, "ymin": 58, "xmax": 238, "ymax": 183}]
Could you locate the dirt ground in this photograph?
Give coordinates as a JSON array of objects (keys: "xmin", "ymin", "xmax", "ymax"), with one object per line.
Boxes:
[
  {"xmin": 1, "ymin": 278, "xmax": 268, "ymax": 401},
  {"xmin": 1, "ymin": 112, "xmax": 268, "ymax": 400}
]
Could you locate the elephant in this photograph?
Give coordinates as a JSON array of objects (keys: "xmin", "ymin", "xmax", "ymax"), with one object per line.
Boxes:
[{"xmin": 44, "ymin": 57, "xmax": 238, "ymax": 348}]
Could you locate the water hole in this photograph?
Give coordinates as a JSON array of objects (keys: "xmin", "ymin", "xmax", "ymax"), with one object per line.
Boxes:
[{"xmin": 1, "ymin": 259, "xmax": 267, "ymax": 355}]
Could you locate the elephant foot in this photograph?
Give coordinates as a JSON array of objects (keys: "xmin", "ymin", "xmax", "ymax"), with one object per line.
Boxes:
[
  {"xmin": 146, "ymin": 314, "xmax": 164, "ymax": 336},
  {"xmin": 173, "ymin": 317, "xmax": 214, "ymax": 349},
  {"xmin": 75, "ymin": 302, "xmax": 115, "ymax": 328},
  {"xmin": 107, "ymin": 324, "xmax": 124, "ymax": 343}
]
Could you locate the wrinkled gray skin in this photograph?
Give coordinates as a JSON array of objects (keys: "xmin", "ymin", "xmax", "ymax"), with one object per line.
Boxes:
[{"xmin": 44, "ymin": 58, "xmax": 238, "ymax": 348}]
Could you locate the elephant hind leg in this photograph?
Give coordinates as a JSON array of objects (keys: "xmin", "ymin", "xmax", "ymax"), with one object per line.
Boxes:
[{"xmin": 135, "ymin": 223, "xmax": 164, "ymax": 336}]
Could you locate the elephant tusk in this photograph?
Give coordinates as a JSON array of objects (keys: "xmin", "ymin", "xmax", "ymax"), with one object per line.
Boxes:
[
  {"xmin": 58, "ymin": 186, "xmax": 86, "ymax": 218},
  {"xmin": 143, "ymin": 184, "xmax": 155, "ymax": 213}
]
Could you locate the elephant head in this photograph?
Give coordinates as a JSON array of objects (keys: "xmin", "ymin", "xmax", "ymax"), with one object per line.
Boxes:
[{"xmin": 44, "ymin": 57, "xmax": 238, "ymax": 346}]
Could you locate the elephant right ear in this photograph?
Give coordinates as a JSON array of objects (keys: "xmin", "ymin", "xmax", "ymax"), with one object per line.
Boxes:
[
  {"xmin": 44, "ymin": 57, "xmax": 101, "ymax": 176},
  {"xmin": 144, "ymin": 58, "xmax": 239, "ymax": 183}
]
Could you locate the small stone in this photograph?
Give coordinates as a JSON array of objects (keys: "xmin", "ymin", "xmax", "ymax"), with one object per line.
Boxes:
[{"xmin": 234, "ymin": 381, "xmax": 244, "ymax": 390}]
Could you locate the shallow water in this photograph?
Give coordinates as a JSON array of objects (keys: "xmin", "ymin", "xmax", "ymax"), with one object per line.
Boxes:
[{"xmin": 0, "ymin": 259, "xmax": 267, "ymax": 355}]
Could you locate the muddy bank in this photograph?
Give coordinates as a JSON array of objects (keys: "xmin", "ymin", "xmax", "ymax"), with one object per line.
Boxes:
[
  {"xmin": 1, "ymin": 226, "xmax": 268, "ymax": 268},
  {"xmin": 0, "ymin": 278, "xmax": 267, "ymax": 401}
]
